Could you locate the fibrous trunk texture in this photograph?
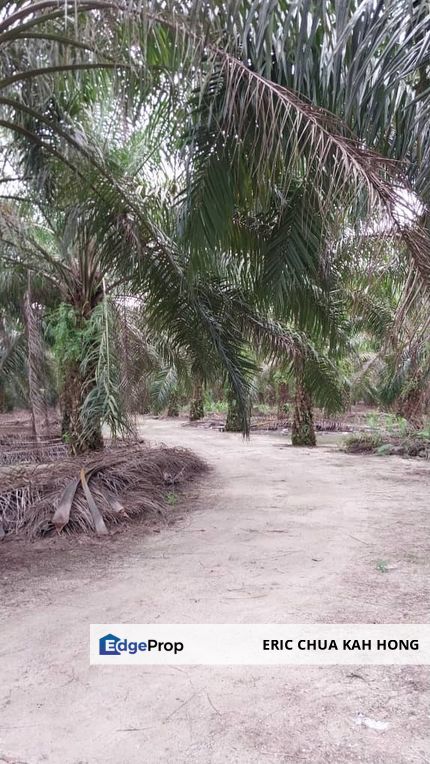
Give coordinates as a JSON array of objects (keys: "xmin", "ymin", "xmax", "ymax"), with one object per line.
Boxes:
[
  {"xmin": 292, "ymin": 361, "xmax": 316, "ymax": 447},
  {"xmin": 23, "ymin": 278, "xmax": 49, "ymax": 443},
  {"xmin": 167, "ymin": 393, "xmax": 179, "ymax": 417},
  {"xmin": 396, "ymin": 383, "xmax": 427, "ymax": 427},
  {"xmin": 189, "ymin": 380, "xmax": 204, "ymax": 421},
  {"xmin": 277, "ymin": 382, "xmax": 289, "ymax": 418},
  {"xmin": 59, "ymin": 294, "xmax": 104, "ymax": 455},
  {"xmin": 225, "ymin": 391, "xmax": 247, "ymax": 433},
  {"xmin": 61, "ymin": 358, "xmax": 103, "ymax": 455},
  {"xmin": 0, "ymin": 379, "xmax": 6, "ymax": 413}
]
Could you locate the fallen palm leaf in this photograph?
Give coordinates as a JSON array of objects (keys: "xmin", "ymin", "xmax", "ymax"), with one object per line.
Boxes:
[
  {"xmin": 103, "ymin": 492, "xmax": 126, "ymax": 516},
  {"xmin": 52, "ymin": 476, "xmax": 80, "ymax": 533},
  {"xmin": 80, "ymin": 468, "xmax": 108, "ymax": 536}
]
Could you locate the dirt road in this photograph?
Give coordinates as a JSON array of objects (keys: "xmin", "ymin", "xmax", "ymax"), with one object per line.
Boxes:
[{"xmin": 1, "ymin": 418, "xmax": 430, "ymax": 763}]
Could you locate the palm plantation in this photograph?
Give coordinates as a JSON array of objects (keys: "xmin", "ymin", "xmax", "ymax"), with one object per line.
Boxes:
[
  {"xmin": 1, "ymin": 0, "xmax": 430, "ymax": 445},
  {"xmin": 2, "ymin": 4, "xmax": 430, "ymax": 763}
]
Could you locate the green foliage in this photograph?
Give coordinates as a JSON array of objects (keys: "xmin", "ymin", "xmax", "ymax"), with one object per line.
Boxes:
[
  {"xmin": 48, "ymin": 304, "xmax": 84, "ymax": 366},
  {"xmin": 375, "ymin": 444, "xmax": 396, "ymax": 456},
  {"xmin": 252, "ymin": 403, "xmax": 273, "ymax": 415},
  {"xmin": 203, "ymin": 395, "xmax": 228, "ymax": 415},
  {"xmin": 376, "ymin": 561, "xmax": 389, "ymax": 574},
  {"xmin": 2, "ymin": 0, "xmax": 430, "ymax": 445},
  {"xmin": 79, "ymin": 299, "xmax": 130, "ymax": 442},
  {"xmin": 48, "ymin": 299, "xmax": 129, "ymax": 443},
  {"xmin": 344, "ymin": 429, "xmax": 430, "ymax": 459},
  {"xmin": 343, "ymin": 433, "xmax": 385, "ymax": 454},
  {"xmin": 150, "ymin": 368, "xmax": 179, "ymax": 414},
  {"xmin": 364, "ymin": 412, "xmax": 411, "ymax": 437},
  {"xmin": 0, "ymin": 316, "xmax": 28, "ymax": 409}
]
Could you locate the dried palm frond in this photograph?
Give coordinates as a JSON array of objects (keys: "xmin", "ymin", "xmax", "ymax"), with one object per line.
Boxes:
[{"xmin": 0, "ymin": 444, "xmax": 207, "ymax": 539}]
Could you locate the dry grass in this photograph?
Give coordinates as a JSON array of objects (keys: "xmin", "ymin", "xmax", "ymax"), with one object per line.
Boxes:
[{"xmin": 0, "ymin": 443, "xmax": 207, "ymax": 539}]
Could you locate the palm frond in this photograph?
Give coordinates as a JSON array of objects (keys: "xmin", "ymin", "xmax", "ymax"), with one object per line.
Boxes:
[{"xmin": 79, "ymin": 295, "xmax": 130, "ymax": 443}]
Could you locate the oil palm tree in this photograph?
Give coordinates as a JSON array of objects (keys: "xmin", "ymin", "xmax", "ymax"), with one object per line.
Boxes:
[
  {"xmin": 0, "ymin": 260, "xmax": 57, "ymax": 434},
  {"xmin": 168, "ymin": 1, "xmax": 430, "ymax": 439},
  {"xmin": 0, "ymin": 154, "xmax": 262, "ymax": 448},
  {"xmin": 2, "ymin": 0, "xmax": 430, "ymax": 443},
  {"xmin": 2, "ymin": 1, "xmax": 425, "ymax": 251},
  {"xmin": 0, "ymin": 312, "xmax": 27, "ymax": 412}
]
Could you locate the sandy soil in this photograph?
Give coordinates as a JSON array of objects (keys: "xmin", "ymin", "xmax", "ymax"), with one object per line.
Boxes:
[{"xmin": 1, "ymin": 417, "xmax": 430, "ymax": 764}]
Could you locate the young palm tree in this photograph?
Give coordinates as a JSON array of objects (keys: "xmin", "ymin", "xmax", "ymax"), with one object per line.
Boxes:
[{"xmin": 0, "ymin": 201, "xmax": 125, "ymax": 451}]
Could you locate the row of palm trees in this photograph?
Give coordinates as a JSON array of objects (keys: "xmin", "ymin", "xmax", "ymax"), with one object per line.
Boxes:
[{"xmin": 0, "ymin": 1, "xmax": 429, "ymax": 451}]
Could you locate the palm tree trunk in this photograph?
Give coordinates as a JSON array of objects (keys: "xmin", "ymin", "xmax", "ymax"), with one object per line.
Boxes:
[
  {"xmin": 225, "ymin": 390, "xmax": 248, "ymax": 432},
  {"xmin": 396, "ymin": 383, "xmax": 425, "ymax": 428},
  {"xmin": 277, "ymin": 381, "xmax": 289, "ymax": 419},
  {"xmin": 0, "ymin": 317, "xmax": 7, "ymax": 413},
  {"xmin": 291, "ymin": 359, "xmax": 316, "ymax": 446},
  {"xmin": 23, "ymin": 276, "xmax": 49, "ymax": 445},
  {"xmin": 58, "ymin": 296, "xmax": 104, "ymax": 455},
  {"xmin": 189, "ymin": 378, "xmax": 204, "ymax": 421},
  {"xmin": 167, "ymin": 392, "xmax": 179, "ymax": 417},
  {"xmin": 61, "ymin": 358, "xmax": 103, "ymax": 454},
  {"xmin": 61, "ymin": 365, "xmax": 103, "ymax": 454},
  {"xmin": 0, "ymin": 380, "xmax": 6, "ymax": 413}
]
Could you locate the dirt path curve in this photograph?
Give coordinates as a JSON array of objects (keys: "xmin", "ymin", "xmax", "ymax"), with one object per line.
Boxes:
[{"xmin": 1, "ymin": 418, "xmax": 430, "ymax": 764}]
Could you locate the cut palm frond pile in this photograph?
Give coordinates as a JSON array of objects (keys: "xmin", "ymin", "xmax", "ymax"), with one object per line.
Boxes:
[
  {"xmin": 0, "ymin": 445, "xmax": 207, "ymax": 539},
  {"xmin": 0, "ymin": 410, "xmax": 64, "ymax": 465},
  {"xmin": 187, "ymin": 411, "xmax": 356, "ymax": 433},
  {"xmin": 0, "ymin": 436, "xmax": 68, "ymax": 466}
]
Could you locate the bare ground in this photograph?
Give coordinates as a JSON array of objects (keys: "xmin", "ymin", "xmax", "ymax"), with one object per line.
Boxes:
[{"xmin": 1, "ymin": 417, "xmax": 430, "ymax": 764}]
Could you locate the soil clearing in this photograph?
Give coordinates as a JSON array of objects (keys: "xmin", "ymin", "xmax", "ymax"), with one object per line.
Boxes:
[{"xmin": 1, "ymin": 417, "xmax": 430, "ymax": 764}]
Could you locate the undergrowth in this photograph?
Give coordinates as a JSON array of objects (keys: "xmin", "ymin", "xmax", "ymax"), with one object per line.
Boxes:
[{"xmin": 344, "ymin": 431, "xmax": 430, "ymax": 459}]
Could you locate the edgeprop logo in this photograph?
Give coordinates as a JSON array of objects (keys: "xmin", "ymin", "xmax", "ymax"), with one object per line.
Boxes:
[{"xmin": 99, "ymin": 633, "xmax": 184, "ymax": 656}]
